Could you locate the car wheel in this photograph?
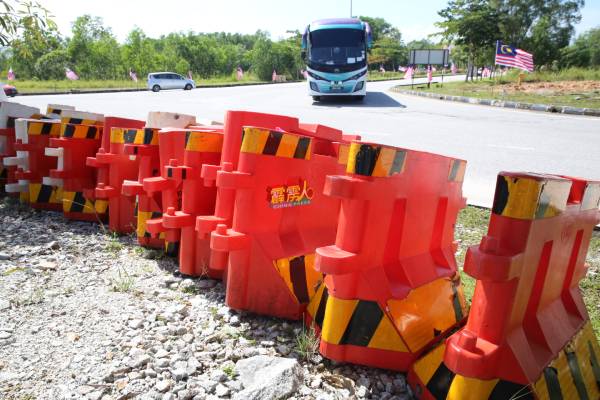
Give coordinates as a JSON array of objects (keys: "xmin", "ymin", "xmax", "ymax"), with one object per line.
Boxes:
[
  {"xmin": 152, "ymin": 85, "xmax": 161, "ymax": 92},
  {"xmin": 184, "ymin": 84, "xmax": 193, "ymax": 91},
  {"xmin": 312, "ymin": 96, "xmax": 321, "ymax": 101}
]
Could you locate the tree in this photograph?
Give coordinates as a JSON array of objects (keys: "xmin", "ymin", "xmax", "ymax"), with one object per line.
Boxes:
[
  {"xmin": 560, "ymin": 26, "xmax": 600, "ymax": 68},
  {"xmin": 34, "ymin": 49, "xmax": 69, "ymax": 79},
  {"xmin": 359, "ymin": 16, "xmax": 402, "ymax": 42},
  {"xmin": 0, "ymin": 0, "xmax": 55, "ymax": 45},
  {"xmin": 437, "ymin": 0, "xmax": 501, "ymax": 80}
]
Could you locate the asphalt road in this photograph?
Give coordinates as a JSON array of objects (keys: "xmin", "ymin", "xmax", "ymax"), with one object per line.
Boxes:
[{"xmin": 16, "ymin": 77, "xmax": 600, "ymax": 208}]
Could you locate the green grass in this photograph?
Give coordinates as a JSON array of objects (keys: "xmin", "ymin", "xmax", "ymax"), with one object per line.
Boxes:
[
  {"xmin": 407, "ymin": 68, "xmax": 600, "ymax": 109},
  {"xmin": 294, "ymin": 323, "xmax": 320, "ymax": 361},
  {"xmin": 10, "ymin": 74, "xmax": 265, "ymax": 93},
  {"xmin": 456, "ymin": 206, "xmax": 600, "ymax": 338}
]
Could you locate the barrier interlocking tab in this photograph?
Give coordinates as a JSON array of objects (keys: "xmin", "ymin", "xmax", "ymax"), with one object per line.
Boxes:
[
  {"xmin": 211, "ymin": 125, "xmax": 347, "ymax": 319},
  {"xmin": 408, "ymin": 172, "xmax": 600, "ymax": 399},
  {"xmin": 309, "ymin": 141, "xmax": 468, "ymax": 371}
]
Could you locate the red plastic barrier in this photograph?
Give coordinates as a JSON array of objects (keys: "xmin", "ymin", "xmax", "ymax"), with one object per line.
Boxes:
[
  {"xmin": 13, "ymin": 119, "xmax": 62, "ymax": 210},
  {"xmin": 160, "ymin": 128, "xmax": 223, "ymax": 276},
  {"xmin": 210, "ymin": 125, "xmax": 348, "ymax": 320},
  {"xmin": 447, "ymin": 173, "xmax": 600, "ymax": 382},
  {"xmin": 121, "ymin": 128, "xmax": 162, "ymax": 248},
  {"xmin": 196, "ymin": 111, "xmax": 301, "ymax": 278},
  {"xmin": 0, "ymin": 128, "xmax": 16, "ymax": 195},
  {"xmin": 408, "ymin": 172, "xmax": 600, "ymax": 399},
  {"xmin": 86, "ymin": 117, "xmax": 146, "ymax": 233},
  {"xmin": 310, "ymin": 141, "xmax": 468, "ymax": 371}
]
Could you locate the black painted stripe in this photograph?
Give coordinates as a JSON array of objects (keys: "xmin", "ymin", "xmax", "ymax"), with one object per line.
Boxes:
[
  {"xmin": 353, "ymin": 145, "xmax": 380, "ymax": 176},
  {"xmin": 262, "ymin": 131, "xmax": 283, "ymax": 155},
  {"xmin": 390, "ymin": 150, "xmax": 405, "ymax": 175},
  {"xmin": 426, "ymin": 363, "xmax": 455, "ymax": 400},
  {"xmin": 294, "ymin": 137, "xmax": 310, "ymax": 159},
  {"xmin": 543, "ymin": 367, "xmax": 564, "ymax": 400},
  {"xmin": 490, "ymin": 380, "xmax": 534, "ymax": 400},
  {"xmin": 123, "ymin": 129, "xmax": 136, "ymax": 143},
  {"xmin": 86, "ymin": 126, "xmax": 98, "ymax": 139},
  {"xmin": 448, "ymin": 160, "xmax": 460, "ymax": 181},
  {"xmin": 0, "ymin": 167, "xmax": 6, "ymax": 179},
  {"xmin": 167, "ymin": 168, "xmax": 173, "ymax": 178},
  {"xmin": 36, "ymin": 184, "xmax": 53, "ymax": 204},
  {"xmin": 41, "ymin": 123, "xmax": 52, "ymax": 135},
  {"xmin": 63, "ymin": 124, "xmax": 75, "ymax": 138},
  {"xmin": 69, "ymin": 118, "xmax": 83, "ymax": 125},
  {"xmin": 70, "ymin": 192, "xmax": 86, "ymax": 213},
  {"xmin": 181, "ymin": 169, "xmax": 187, "ymax": 180},
  {"xmin": 339, "ymin": 300, "xmax": 382, "ymax": 347},
  {"xmin": 566, "ymin": 351, "xmax": 590, "ymax": 400},
  {"xmin": 185, "ymin": 131, "xmax": 191, "ymax": 147},
  {"xmin": 166, "ymin": 241, "xmax": 179, "ymax": 257},
  {"xmin": 492, "ymin": 175, "xmax": 510, "ymax": 215},
  {"xmin": 451, "ymin": 281, "xmax": 464, "ymax": 322},
  {"xmin": 151, "ymin": 211, "xmax": 162, "ymax": 219},
  {"xmin": 144, "ymin": 128, "xmax": 154, "ymax": 144},
  {"xmin": 7, "ymin": 117, "xmax": 15, "ymax": 128},
  {"xmin": 289, "ymin": 256, "xmax": 309, "ymax": 304},
  {"xmin": 587, "ymin": 341, "xmax": 600, "ymax": 389},
  {"xmin": 314, "ymin": 286, "xmax": 328, "ymax": 328}
]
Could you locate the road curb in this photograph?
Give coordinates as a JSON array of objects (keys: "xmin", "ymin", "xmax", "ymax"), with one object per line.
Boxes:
[
  {"xmin": 390, "ymin": 87, "xmax": 600, "ymax": 117},
  {"xmin": 16, "ymin": 80, "xmax": 302, "ymax": 96}
]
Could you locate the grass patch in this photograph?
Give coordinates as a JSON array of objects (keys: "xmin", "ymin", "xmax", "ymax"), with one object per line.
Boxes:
[
  {"xmin": 11, "ymin": 288, "xmax": 45, "ymax": 307},
  {"xmin": 455, "ymin": 206, "xmax": 600, "ymax": 338},
  {"xmin": 105, "ymin": 233, "xmax": 124, "ymax": 254},
  {"xmin": 294, "ymin": 323, "xmax": 320, "ymax": 362},
  {"xmin": 222, "ymin": 364, "xmax": 236, "ymax": 379},
  {"xmin": 406, "ymin": 68, "xmax": 600, "ymax": 109},
  {"xmin": 110, "ymin": 267, "xmax": 135, "ymax": 293},
  {"xmin": 2, "ymin": 266, "xmax": 26, "ymax": 276}
]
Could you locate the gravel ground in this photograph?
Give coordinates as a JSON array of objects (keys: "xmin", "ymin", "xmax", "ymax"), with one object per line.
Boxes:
[{"xmin": 0, "ymin": 198, "xmax": 412, "ymax": 400}]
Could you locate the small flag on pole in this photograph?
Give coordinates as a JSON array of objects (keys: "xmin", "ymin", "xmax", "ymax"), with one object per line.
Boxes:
[
  {"xmin": 129, "ymin": 69, "xmax": 138, "ymax": 82},
  {"xmin": 495, "ymin": 41, "xmax": 534, "ymax": 72},
  {"xmin": 7, "ymin": 68, "xmax": 15, "ymax": 81},
  {"xmin": 482, "ymin": 67, "xmax": 491, "ymax": 78},
  {"xmin": 188, "ymin": 70, "xmax": 193, "ymax": 80},
  {"xmin": 65, "ymin": 68, "xmax": 79, "ymax": 80},
  {"xmin": 236, "ymin": 67, "xmax": 243, "ymax": 81},
  {"xmin": 427, "ymin": 65, "xmax": 433, "ymax": 82},
  {"xmin": 451, "ymin": 63, "xmax": 457, "ymax": 75},
  {"xmin": 379, "ymin": 65, "xmax": 385, "ymax": 73},
  {"xmin": 403, "ymin": 65, "xmax": 414, "ymax": 80},
  {"xmin": 272, "ymin": 70, "xmax": 277, "ymax": 82}
]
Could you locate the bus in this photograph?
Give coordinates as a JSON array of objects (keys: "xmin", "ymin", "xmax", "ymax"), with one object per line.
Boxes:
[{"xmin": 302, "ymin": 18, "xmax": 372, "ymax": 101}]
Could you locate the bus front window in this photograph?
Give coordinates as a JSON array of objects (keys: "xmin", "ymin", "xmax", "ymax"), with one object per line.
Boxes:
[{"xmin": 309, "ymin": 29, "xmax": 365, "ymax": 68}]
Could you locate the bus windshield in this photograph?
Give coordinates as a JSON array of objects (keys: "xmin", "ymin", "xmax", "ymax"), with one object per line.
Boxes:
[{"xmin": 309, "ymin": 29, "xmax": 366, "ymax": 69}]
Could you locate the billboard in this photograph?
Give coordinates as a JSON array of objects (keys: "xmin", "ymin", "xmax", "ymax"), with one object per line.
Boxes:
[{"xmin": 409, "ymin": 49, "xmax": 450, "ymax": 66}]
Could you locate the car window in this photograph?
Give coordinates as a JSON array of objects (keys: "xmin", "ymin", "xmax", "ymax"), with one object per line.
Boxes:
[{"xmin": 170, "ymin": 74, "xmax": 180, "ymax": 80}]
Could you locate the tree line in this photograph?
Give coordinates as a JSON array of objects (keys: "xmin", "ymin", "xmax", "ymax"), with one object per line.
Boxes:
[{"xmin": 0, "ymin": 1, "xmax": 598, "ymax": 82}]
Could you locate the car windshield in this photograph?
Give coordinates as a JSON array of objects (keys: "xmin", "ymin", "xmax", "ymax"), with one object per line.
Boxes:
[{"xmin": 309, "ymin": 28, "xmax": 365, "ymax": 67}]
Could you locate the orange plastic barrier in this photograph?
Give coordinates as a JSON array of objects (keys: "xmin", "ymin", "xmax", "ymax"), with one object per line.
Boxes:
[
  {"xmin": 196, "ymin": 111, "xmax": 301, "ymax": 278},
  {"xmin": 408, "ymin": 172, "xmax": 600, "ymax": 399},
  {"xmin": 308, "ymin": 142, "xmax": 468, "ymax": 371},
  {"xmin": 13, "ymin": 119, "xmax": 62, "ymax": 210},
  {"xmin": 160, "ymin": 127, "xmax": 223, "ymax": 276},
  {"xmin": 45, "ymin": 111, "xmax": 105, "ymax": 221},
  {"xmin": 210, "ymin": 124, "xmax": 349, "ymax": 320},
  {"xmin": 86, "ymin": 117, "xmax": 146, "ymax": 233}
]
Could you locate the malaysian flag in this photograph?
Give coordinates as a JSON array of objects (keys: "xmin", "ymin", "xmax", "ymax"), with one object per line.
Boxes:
[
  {"xmin": 129, "ymin": 69, "xmax": 138, "ymax": 82},
  {"xmin": 495, "ymin": 41, "xmax": 534, "ymax": 72},
  {"xmin": 7, "ymin": 68, "xmax": 15, "ymax": 81},
  {"xmin": 403, "ymin": 66, "xmax": 414, "ymax": 80}
]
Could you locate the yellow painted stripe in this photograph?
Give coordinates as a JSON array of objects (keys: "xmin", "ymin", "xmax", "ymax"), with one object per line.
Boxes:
[
  {"xmin": 185, "ymin": 131, "xmax": 223, "ymax": 152},
  {"xmin": 581, "ymin": 182, "xmax": 600, "ymax": 211},
  {"xmin": 61, "ymin": 124, "xmax": 102, "ymax": 139},
  {"xmin": 387, "ymin": 277, "xmax": 465, "ymax": 352},
  {"xmin": 306, "ymin": 283, "xmax": 325, "ymax": 322},
  {"xmin": 275, "ymin": 133, "xmax": 299, "ymax": 158},
  {"xmin": 321, "ymin": 295, "xmax": 358, "ymax": 345},
  {"xmin": 447, "ymin": 375, "xmax": 499, "ymax": 400},
  {"xmin": 95, "ymin": 199, "xmax": 108, "ymax": 214},
  {"xmin": 136, "ymin": 210, "xmax": 153, "ymax": 238},
  {"xmin": 27, "ymin": 121, "xmax": 61, "ymax": 137},
  {"xmin": 412, "ymin": 341, "xmax": 446, "ymax": 386},
  {"xmin": 29, "ymin": 183, "xmax": 62, "ymax": 204},
  {"xmin": 371, "ymin": 147, "xmax": 395, "ymax": 177},
  {"xmin": 494, "ymin": 174, "xmax": 570, "ymax": 219},
  {"xmin": 346, "ymin": 142, "xmax": 406, "ymax": 177},
  {"xmin": 110, "ymin": 128, "xmax": 160, "ymax": 145},
  {"xmin": 273, "ymin": 253, "xmax": 323, "ymax": 305},
  {"xmin": 448, "ymin": 159, "xmax": 467, "ymax": 182},
  {"xmin": 62, "ymin": 191, "xmax": 96, "ymax": 214},
  {"xmin": 337, "ymin": 143, "xmax": 350, "ymax": 165},
  {"xmin": 60, "ymin": 117, "xmax": 102, "ymax": 126},
  {"xmin": 367, "ymin": 313, "xmax": 409, "ymax": 352},
  {"xmin": 240, "ymin": 127, "xmax": 269, "ymax": 154}
]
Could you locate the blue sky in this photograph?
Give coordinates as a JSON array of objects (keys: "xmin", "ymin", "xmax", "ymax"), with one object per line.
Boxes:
[{"xmin": 42, "ymin": 0, "xmax": 600, "ymax": 43}]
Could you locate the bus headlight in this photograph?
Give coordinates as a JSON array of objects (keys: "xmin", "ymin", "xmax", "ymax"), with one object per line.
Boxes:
[
  {"xmin": 353, "ymin": 81, "xmax": 364, "ymax": 92},
  {"xmin": 310, "ymin": 82, "xmax": 319, "ymax": 92}
]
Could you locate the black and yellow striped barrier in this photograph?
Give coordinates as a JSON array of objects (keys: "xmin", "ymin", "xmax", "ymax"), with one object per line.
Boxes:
[
  {"xmin": 62, "ymin": 190, "xmax": 107, "ymax": 215},
  {"xmin": 27, "ymin": 121, "xmax": 61, "ymax": 137},
  {"xmin": 241, "ymin": 127, "xmax": 311, "ymax": 160},
  {"xmin": 111, "ymin": 127, "xmax": 160, "ymax": 146},
  {"xmin": 409, "ymin": 321, "xmax": 600, "ymax": 400},
  {"xmin": 346, "ymin": 142, "xmax": 406, "ymax": 177},
  {"xmin": 273, "ymin": 253, "xmax": 323, "ymax": 305},
  {"xmin": 184, "ymin": 130, "xmax": 223, "ymax": 152},
  {"xmin": 29, "ymin": 183, "xmax": 62, "ymax": 207},
  {"xmin": 61, "ymin": 124, "xmax": 103, "ymax": 140}
]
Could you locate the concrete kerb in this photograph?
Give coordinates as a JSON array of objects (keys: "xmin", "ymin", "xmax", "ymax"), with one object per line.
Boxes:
[{"xmin": 391, "ymin": 86, "xmax": 600, "ymax": 117}]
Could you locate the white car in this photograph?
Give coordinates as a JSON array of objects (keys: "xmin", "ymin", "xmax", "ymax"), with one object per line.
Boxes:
[{"xmin": 147, "ymin": 72, "xmax": 195, "ymax": 92}]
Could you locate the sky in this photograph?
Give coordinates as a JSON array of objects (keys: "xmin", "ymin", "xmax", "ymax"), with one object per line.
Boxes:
[{"xmin": 41, "ymin": 0, "xmax": 600, "ymax": 43}]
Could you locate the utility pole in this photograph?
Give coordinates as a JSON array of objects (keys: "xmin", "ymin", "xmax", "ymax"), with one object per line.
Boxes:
[{"xmin": 350, "ymin": 0, "xmax": 352, "ymax": 18}]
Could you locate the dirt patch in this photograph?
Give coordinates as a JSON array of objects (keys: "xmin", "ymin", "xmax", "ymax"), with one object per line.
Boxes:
[{"xmin": 502, "ymin": 80, "xmax": 600, "ymax": 96}]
